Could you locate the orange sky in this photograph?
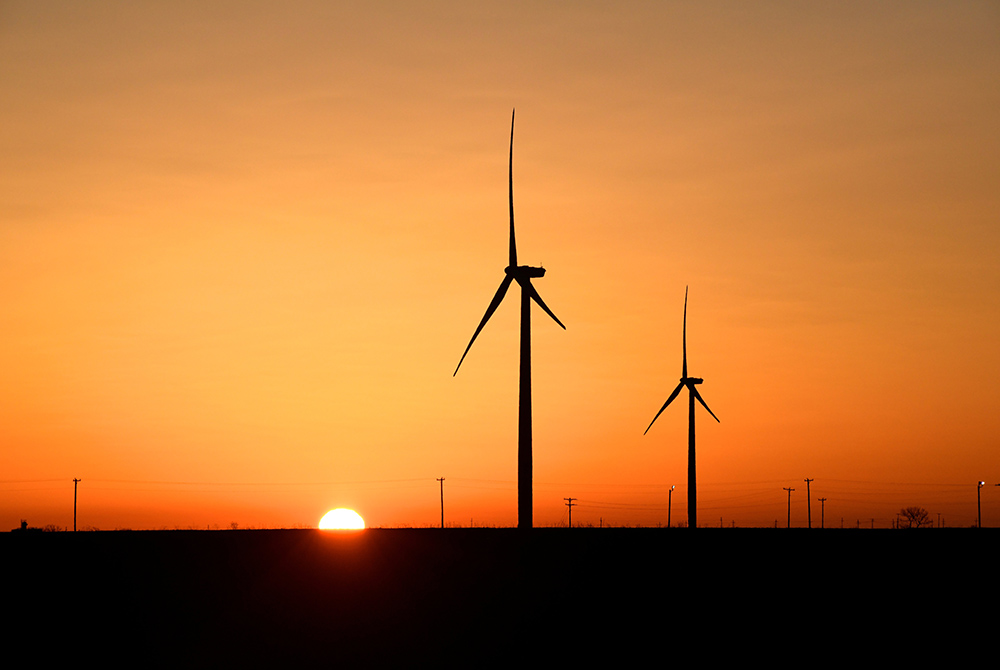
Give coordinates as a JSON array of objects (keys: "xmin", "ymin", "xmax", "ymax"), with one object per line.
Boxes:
[{"xmin": 2, "ymin": 2, "xmax": 999, "ymax": 529}]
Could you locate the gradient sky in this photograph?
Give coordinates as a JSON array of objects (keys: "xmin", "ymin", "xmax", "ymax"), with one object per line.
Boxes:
[{"xmin": 3, "ymin": 1, "xmax": 998, "ymax": 529}]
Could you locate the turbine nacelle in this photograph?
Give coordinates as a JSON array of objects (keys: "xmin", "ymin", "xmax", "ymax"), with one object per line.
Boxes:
[
  {"xmin": 684, "ymin": 377, "xmax": 704, "ymax": 385},
  {"xmin": 506, "ymin": 265, "xmax": 546, "ymax": 280}
]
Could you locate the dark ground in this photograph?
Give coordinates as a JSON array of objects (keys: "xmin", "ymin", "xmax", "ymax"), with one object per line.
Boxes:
[{"xmin": 4, "ymin": 528, "xmax": 994, "ymax": 665}]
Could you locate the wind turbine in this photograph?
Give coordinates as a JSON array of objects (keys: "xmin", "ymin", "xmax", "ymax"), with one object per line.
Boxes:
[
  {"xmin": 644, "ymin": 287, "xmax": 719, "ymax": 529},
  {"xmin": 454, "ymin": 109, "xmax": 566, "ymax": 530}
]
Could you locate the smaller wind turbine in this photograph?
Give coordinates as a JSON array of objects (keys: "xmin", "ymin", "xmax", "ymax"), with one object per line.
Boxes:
[{"xmin": 644, "ymin": 286, "xmax": 719, "ymax": 529}]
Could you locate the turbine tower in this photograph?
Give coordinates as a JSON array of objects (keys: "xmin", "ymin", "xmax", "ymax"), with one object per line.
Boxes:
[
  {"xmin": 644, "ymin": 287, "xmax": 719, "ymax": 529},
  {"xmin": 454, "ymin": 109, "xmax": 566, "ymax": 530}
]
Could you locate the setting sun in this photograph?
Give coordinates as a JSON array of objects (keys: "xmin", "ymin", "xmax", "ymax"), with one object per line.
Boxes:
[{"xmin": 319, "ymin": 509, "xmax": 366, "ymax": 530}]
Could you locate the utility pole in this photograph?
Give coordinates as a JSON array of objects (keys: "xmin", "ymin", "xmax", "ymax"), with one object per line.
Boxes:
[
  {"xmin": 783, "ymin": 487, "xmax": 794, "ymax": 528},
  {"xmin": 73, "ymin": 478, "xmax": 81, "ymax": 532},
  {"xmin": 564, "ymin": 497, "xmax": 577, "ymax": 528},
  {"xmin": 804, "ymin": 478, "xmax": 814, "ymax": 528},
  {"xmin": 437, "ymin": 477, "xmax": 445, "ymax": 529},
  {"xmin": 818, "ymin": 497, "xmax": 827, "ymax": 529}
]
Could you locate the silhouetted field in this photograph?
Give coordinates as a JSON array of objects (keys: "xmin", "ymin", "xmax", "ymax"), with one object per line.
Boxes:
[{"xmin": 5, "ymin": 528, "xmax": 992, "ymax": 665}]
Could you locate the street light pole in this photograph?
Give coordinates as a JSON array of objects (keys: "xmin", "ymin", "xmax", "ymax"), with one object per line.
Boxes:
[
  {"xmin": 804, "ymin": 478, "xmax": 813, "ymax": 528},
  {"xmin": 437, "ymin": 477, "xmax": 445, "ymax": 529},
  {"xmin": 978, "ymin": 481, "xmax": 985, "ymax": 528},
  {"xmin": 73, "ymin": 478, "xmax": 81, "ymax": 532},
  {"xmin": 783, "ymin": 487, "xmax": 794, "ymax": 529},
  {"xmin": 667, "ymin": 485, "xmax": 675, "ymax": 528}
]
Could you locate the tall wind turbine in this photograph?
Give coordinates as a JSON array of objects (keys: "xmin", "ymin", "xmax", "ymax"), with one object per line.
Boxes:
[
  {"xmin": 454, "ymin": 109, "xmax": 566, "ymax": 530},
  {"xmin": 644, "ymin": 287, "xmax": 719, "ymax": 529}
]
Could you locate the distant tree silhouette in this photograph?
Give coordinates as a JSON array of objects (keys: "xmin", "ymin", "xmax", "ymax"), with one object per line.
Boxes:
[{"xmin": 899, "ymin": 506, "xmax": 931, "ymax": 528}]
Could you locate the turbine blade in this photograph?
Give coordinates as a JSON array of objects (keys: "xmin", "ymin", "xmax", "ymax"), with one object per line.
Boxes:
[
  {"xmin": 524, "ymin": 280, "xmax": 566, "ymax": 329},
  {"xmin": 691, "ymin": 386, "xmax": 720, "ymax": 423},
  {"xmin": 508, "ymin": 109, "xmax": 517, "ymax": 269},
  {"xmin": 454, "ymin": 274, "xmax": 514, "ymax": 376},
  {"xmin": 682, "ymin": 286, "xmax": 688, "ymax": 379},
  {"xmin": 644, "ymin": 382, "xmax": 684, "ymax": 435}
]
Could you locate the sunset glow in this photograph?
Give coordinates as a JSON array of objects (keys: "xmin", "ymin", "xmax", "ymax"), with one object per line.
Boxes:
[{"xmin": 2, "ymin": 3, "xmax": 998, "ymax": 531}]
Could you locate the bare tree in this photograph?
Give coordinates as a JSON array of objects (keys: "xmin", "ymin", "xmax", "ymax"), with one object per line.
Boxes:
[{"xmin": 899, "ymin": 506, "xmax": 931, "ymax": 528}]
